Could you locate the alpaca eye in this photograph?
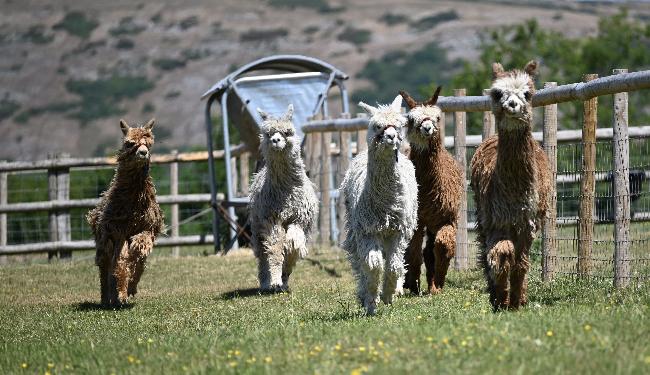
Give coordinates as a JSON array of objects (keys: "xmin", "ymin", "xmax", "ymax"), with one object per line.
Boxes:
[
  {"xmin": 491, "ymin": 89, "xmax": 503, "ymax": 101},
  {"xmin": 375, "ymin": 124, "xmax": 382, "ymax": 130},
  {"xmin": 125, "ymin": 141, "xmax": 135, "ymax": 147},
  {"xmin": 285, "ymin": 130, "xmax": 294, "ymax": 137},
  {"xmin": 524, "ymin": 91, "xmax": 532, "ymax": 101}
]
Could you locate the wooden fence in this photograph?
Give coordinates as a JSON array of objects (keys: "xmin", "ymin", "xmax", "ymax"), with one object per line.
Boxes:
[
  {"xmin": 0, "ymin": 145, "xmax": 251, "ymax": 256},
  {"xmin": 1, "ymin": 69, "xmax": 650, "ymax": 288},
  {"xmin": 301, "ymin": 68, "xmax": 650, "ymax": 288}
]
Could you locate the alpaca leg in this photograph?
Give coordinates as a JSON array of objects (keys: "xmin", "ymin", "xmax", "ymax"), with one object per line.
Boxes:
[
  {"xmin": 128, "ymin": 232, "xmax": 154, "ymax": 297},
  {"xmin": 486, "ymin": 239, "xmax": 515, "ymax": 310},
  {"xmin": 97, "ymin": 249, "xmax": 111, "ymax": 306},
  {"xmin": 359, "ymin": 237, "xmax": 384, "ymax": 315},
  {"xmin": 422, "ymin": 229, "xmax": 438, "ymax": 294},
  {"xmin": 282, "ymin": 225, "xmax": 307, "ymax": 289},
  {"xmin": 114, "ymin": 241, "xmax": 131, "ymax": 305},
  {"xmin": 259, "ymin": 225, "xmax": 286, "ymax": 292},
  {"xmin": 404, "ymin": 226, "xmax": 425, "ymax": 295},
  {"xmin": 509, "ymin": 240, "xmax": 531, "ymax": 309},
  {"xmin": 382, "ymin": 246, "xmax": 405, "ymax": 305},
  {"xmin": 432, "ymin": 225, "xmax": 456, "ymax": 292}
]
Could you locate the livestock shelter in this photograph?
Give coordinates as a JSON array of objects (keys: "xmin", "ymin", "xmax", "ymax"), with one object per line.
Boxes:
[{"xmin": 201, "ymin": 55, "xmax": 350, "ymax": 251}]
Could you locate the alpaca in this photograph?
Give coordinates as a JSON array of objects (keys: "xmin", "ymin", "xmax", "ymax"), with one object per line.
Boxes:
[
  {"xmin": 248, "ymin": 104, "xmax": 318, "ymax": 292},
  {"xmin": 470, "ymin": 61, "xmax": 552, "ymax": 310},
  {"xmin": 399, "ymin": 87, "xmax": 463, "ymax": 295},
  {"xmin": 340, "ymin": 95, "xmax": 418, "ymax": 315},
  {"xmin": 87, "ymin": 118, "xmax": 165, "ymax": 307}
]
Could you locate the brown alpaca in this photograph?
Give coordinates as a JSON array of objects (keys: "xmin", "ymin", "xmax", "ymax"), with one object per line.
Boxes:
[
  {"xmin": 470, "ymin": 61, "xmax": 552, "ymax": 310},
  {"xmin": 86, "ymin": 118, "xmax": 165, "ymax": 307},
  {"xmin": 399, "ymin": 87, "xmax": 463, "ymax": 295}
]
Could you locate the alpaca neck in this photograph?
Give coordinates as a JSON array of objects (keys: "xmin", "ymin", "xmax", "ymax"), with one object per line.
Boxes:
[
  {"xmin": 264, "ymin": 148, "xmax": 304, "ymax": 187},
  {"xmin": 495, "ymin": 116, "xmax": 536, "ymax": 182},
  {"xmin": 367, "ymin": 146, "xmax": 399, "ymax": 196},
  {"xmin": 114, "ymin": 162, "xmax": 151, "ymax": 191},
  {"xmin": 410, "ymin": 137, "xmax": 445, "ymax": 181},
  {"xmin": 410, "ymin": 134, "xmax": 444, "ymax": 160}
]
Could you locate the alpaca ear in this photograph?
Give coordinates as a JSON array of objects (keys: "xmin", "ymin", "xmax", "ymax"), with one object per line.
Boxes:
[
  {"xmin": 524, "ymin": 60, "xmax": 538, "ymax": 77},
  {"xmin": 144, "ymin": 118, "xmax": 155, "ymax": 130},
  {"xmin": 399, "ymin": 90, "xmax": 418, "ymax": 110},
  {"xmin": 425, "ymin": 86, "xmax": 442, "ymax": 106},
  {"xmin": 390, "ymin": 95, "xmax": 403, "ymax": 112},
  {"xmin": 282, "ymin": 104, "xmax": 294, "ymax": 121},
  {"xmin": 358, "ymin": 101, "xmax": 377, "ymax": 116},
  {"xmin": 492, "ymin": 62, "xmax": 505, "ymax": 81},
  {"xmin": 119, "ymin": 119, "xmax": 130, "ymax": 135},
  {"xmin": 257, "ymin": 108, "xmax": 270, "ymax": 121}
]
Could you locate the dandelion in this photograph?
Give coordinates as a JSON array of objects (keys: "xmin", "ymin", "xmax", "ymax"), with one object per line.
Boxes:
[
  {"xmin": 234, "ymin": 350, "xmax": 241, "ymax": 356},
  {"xmin": 584, "ymin": 324, "xmax": 592, "ymax": 331},
  {"xmin": 377, "ymin": 340, "xmax": 384, "ymax": 348},
  {"xmin": 546, "ymin": 330, "xmax": 553, "ymax": 337},
  {"xmin": 644, "ymin": 356, "xmax": 650, "ymax": 364},
  {"xmin": 442, "ymin": 337, "xmax": 449, "ymax": 345},
  {"xmin": 464, "ymin": 301, "xmax": 470, "ymax": 307},
  {"xmin": 147, "ymin": 338, "xmax": 154, "ymax": 344},
  {"xmin": 461, "ymin": 340, "xmax": 467, "ymax": 347},
  {"xmin": 264, "ymin": 356, "xmax": 272, "ymax": 364},
  {"xmin": 47, "ymin": 363, "xmax": 54, "ymax": 369},
  {"xmin": 426, "ymin": 336, "xmax": 433, "ymax": 342},
  {"xmin": 358, "ymin": 346, "xmax": 366, "ymax": 352},
  {"xmin": 21, "ymin": 363, "xmax": 28, "ymax": 369},
  {"xmin": 127, "ymin": 355, "xmax": 136, "ymax": 364},
  {"xmin": 417, "ymin": 315, "xmax": 423, "ymax": 320},
  {"xmin": 229, "ymin": 361, "xmax": 237, "ymax": 368},
  {"xmin": 334, "ymin": 343, "xmax": 342, "ymax": 351},
  {"xmin": 45, "ymin": 371, "xmax": 52, "ymax": 375}
]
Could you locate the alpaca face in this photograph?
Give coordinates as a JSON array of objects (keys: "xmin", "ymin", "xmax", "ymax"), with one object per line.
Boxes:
[
  {"xmin": 490, "ymin": 61, "xmax": 538, "ymax": 121},
  {"xmin": 119, "ymin": 118, "xmax": 155, "ymax": 165},
  {"xmin": 359, "ymin": 95, "xmax": 407, "ymax": 154},
  {"xmin": 406, "ymin": 105, "xmax": 443, "ymax": 150},
  {"xmin": 258, "ymin": 104, "xmax": 297, "ymax": 154}
]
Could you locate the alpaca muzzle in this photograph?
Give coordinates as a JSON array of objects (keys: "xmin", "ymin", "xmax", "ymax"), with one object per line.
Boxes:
[
  {"xmin": 136, "ymin": 145, "xmax": 150, "ymax": 160},
  {"xmin": 419, "ymin": 117, "xmax": 435, "ymax": 136}
]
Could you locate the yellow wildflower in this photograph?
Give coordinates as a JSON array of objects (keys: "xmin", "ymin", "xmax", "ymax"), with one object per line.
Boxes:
[
  {"xmin": 584, "ymin": 324, "xmax": 592, "ymax": 331},
  {"xmin": 21, "ymin": 363, "xmax": 28, "ymax": 369},
  {"xmin": 264, "ymin": 356, "xmax": 272, "ymax": 364},
  {"xmin": 546, "ymin": 330, "xmax": 553, "ymax": 337}
]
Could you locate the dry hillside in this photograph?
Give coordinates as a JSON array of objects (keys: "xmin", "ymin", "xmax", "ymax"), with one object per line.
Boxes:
[{"xmin": 1, "ymin": 0, "xmax": 648, "ymax": 160}]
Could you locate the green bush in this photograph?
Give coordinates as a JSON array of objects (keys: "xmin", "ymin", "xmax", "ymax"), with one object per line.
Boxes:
[
  {"xmin": 153, "ymin": 58, "xmax": 186, "ymax": 71},
  {"xmin": 179, "ymin": 16, "xmax": 199, "ymax": 30},
  {"xmin": 109, "ymin": 17, "xmax": 146, "ymax": 37},
  {"xmin": 337, "ymin": 26, "xmax": 371, "ymax": 46},
  {"xmin": 240, "ymin": 28, "xmax": 288, "ymax": 42},
  {"xmin": 0, "ymin": 97, "xmax": 20, "ymax": 121},
  {"xmin": 65, "ymin": 75, "xmax": 155, "ymax": 124},
  {"xmin": 352, "ymin": 42, "xmax": 460, "ymax": 106},
  {"xmin": 410, "ymin": 10, "xmax": 459, "ymax": 32},
  {"xmin": 14, "ymin": 102, "xmax": 79, "ymax": 124},
  {"xmin": 53, "ymin": 11, "xmax": 98, "ymax": 39},
  {"xmin": 379, "ymin": 13, "xmax": 409, "ymax": 26},
  {"xmin": 21, "ymin": 25, "xmax": 54, "ymax": 44},
  {"xmin": 115, "ymin": 38, "xmax": 134, "ymax": 49}
]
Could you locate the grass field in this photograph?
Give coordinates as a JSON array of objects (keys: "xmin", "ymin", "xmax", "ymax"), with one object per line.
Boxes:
[{"xmin": 1, "ymin": 249, "xmax": 649, "ymax": 374}]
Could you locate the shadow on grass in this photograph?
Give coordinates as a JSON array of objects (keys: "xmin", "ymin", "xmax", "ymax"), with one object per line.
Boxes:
[
  {"xmin": 304, "ymin": 257, "xmax": 342, "ymax": 278},
  {"xmin": 74, "ymin": 301, "xmax": 134, "ymax": 311},
  {"xmin": 220, "ymin": 287, "xmax": 289, "ymax": 300}
]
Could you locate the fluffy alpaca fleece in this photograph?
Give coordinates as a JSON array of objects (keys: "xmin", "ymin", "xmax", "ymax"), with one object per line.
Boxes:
[
  {"xmin": 399, "ymin": 87, "xmax": 463, "ymax": 295},
  {"xmin": 470, "ymin": 61, "xmax": 552, "ymax": 310},
  {"xmin": 248, "ymin": 104, "xmax": 318, "ymax": 292},
  {"xmin": 87, "ymin": 118, "xmax": 165, "ymax": 307},
  {"xmin": 340, "ymin": 95, "xmax": 418, "ymax": 315}
]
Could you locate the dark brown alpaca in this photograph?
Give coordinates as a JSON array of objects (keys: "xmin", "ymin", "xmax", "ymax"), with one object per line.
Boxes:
[
  {"xmin": 399, "ymin": 87, "xmax": 463, "ymax": 295},
  {"xmin": 87, "ymin": 118, "xmax": 165, "ymax": 307},
  {"xmin": 471, "ymin": 61, "xmax": 552, "ymax": 310}
]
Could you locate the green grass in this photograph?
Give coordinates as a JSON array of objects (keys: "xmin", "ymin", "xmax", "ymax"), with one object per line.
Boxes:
[
  {"xmin": 53, "ymin": 11, "xmax": 98, "ymax": 39},
  {"xmin": 1, "ymin": 250, "xmax": 649, "ymax": 374}
]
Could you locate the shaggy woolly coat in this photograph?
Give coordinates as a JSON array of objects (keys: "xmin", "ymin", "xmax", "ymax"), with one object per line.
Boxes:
[
  {"xmin": 400, "ymin": 89, "xmax": 463, "ymax": 295},
  {"xmin": 341, "ymin": 96, "xmax": 418, "ymax": 315},
  {"xmin": 470, "ymin": 62, "xmax": 552, "ymax": 310},
  {"xmin": 87, "ymin": 120, "xmax": 164, "ymax": 307},
  {"xmin": 248, "ymin": 105, "xmax": 318, "ymax": 291}
]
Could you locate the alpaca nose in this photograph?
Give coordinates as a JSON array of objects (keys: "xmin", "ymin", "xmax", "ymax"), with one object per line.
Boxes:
[
  {"xmin": 508, "ymin": 100, "xmax": 517, "ymax": 109},
  {"xmin": 271, "ymin": 135, "xmax": 281, "ymax": 143},
  {"xmin": 137, "ymin": 146, "xmax": 149, "ymax": 157},
  {"xmin": 422, "ymin": 122, "xmax": 433, "ymax": 134}
]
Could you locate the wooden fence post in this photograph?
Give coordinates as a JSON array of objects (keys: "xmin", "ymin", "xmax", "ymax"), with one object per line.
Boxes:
[
  {"xmin": 230, "ymin": 157, "xmax": 238, "ymax": 197},
  {"xmin": 454, "ymin": 89, "xmax": 468, "ymax": 270},
  {"xmin": 482, "ymin": 89, "xmax": 495, "ymax": 140},
  {"xmin": 542, "ymin": 82, "xmax": 558, "ymax": 282},
  {"xmin": 308, "ymin": 130, "xmax": 323, "ymax": 246},
  {"xmin": 320, "ymin": 129, "xmax": 332, "ymax": 246},
  {"xmin": 337, "ymin": 113, "xmax": 351, "ymax": 246},
  {"xmin": 612, "ymin": 69, "xmax": 631, "ymax": 288},
  {"xmin": 0, "ymin": 171, "xmax": 6, "ymax": 264},
  {"xmin": 47, "ymin": 153, "xmax": 71, "ymax": 260},
  {"xmin": 356, "ymin": 113, "xmax": 368, "ymax": 153},
  {"xmin": 170, "ymin": 150, "xmax": 180, "ymax": 257},
  {"xmin": 578, "ymin": 74, "xmax": 598, "ymax": 277},
  {"xmin": 239, "ymin": 152, "xmax": 250, "ymax": 196}
]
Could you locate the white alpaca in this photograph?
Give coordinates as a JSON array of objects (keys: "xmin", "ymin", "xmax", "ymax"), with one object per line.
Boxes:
[
  {"xmin": 248, "ymin": 104, "xmax": 319, "ymax": 292},
  {"xmin": 340, "ymin": 95, "xmax": 419, "ymax": 315}
]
